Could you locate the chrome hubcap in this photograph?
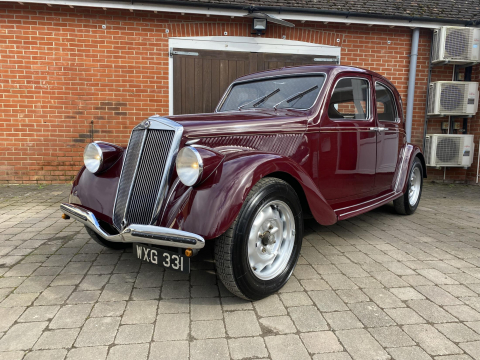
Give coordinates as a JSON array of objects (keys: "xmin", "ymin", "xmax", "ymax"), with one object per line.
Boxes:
[
  {"xmin": 248, "ymin": 200, "xmax": 295, "ymax": 281},
  {"xmin": 408, "ymin": 167, "xmax": 421, "ymax": 206}
]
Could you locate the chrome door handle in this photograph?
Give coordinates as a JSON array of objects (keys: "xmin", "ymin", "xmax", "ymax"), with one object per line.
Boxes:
[
  {"xmin": 378, "ymin": 127, "xmax": 389, "ymax": 131},
  {"xmin": 369, "ymin": 127, "xmax": 378, "ymax": 131}
]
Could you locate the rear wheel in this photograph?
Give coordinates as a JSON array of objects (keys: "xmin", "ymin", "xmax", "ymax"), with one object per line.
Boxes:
[
  {"xmin": 215, "ymin": 178, "xmax": 303, "ymax": 300},
  {"xmin": 394, "ymin": 157, "xmax": 423, "ymax": 215},
  {"xmin": 85, "ymin": 226, "xmax": 129, "ymax": 250}
]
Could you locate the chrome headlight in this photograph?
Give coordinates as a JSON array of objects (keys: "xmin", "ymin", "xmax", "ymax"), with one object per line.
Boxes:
[
  {"xmin": 84, "ymin": 142, "xmax": 103, "ymax": 173},
  {"xmin": 176, "ymin": 146, "xmax": 203, "ymax": 186}
]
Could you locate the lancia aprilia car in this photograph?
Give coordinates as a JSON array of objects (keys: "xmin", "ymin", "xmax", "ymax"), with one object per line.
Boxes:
[{"xmin": 61, "ymin": 65, "xmax": 426, "ymax": 300}]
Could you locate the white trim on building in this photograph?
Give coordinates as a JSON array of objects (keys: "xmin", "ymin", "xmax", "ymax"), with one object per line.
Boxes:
[{"xmin": 167, "ymin": 36, "xmax": 342, "ymax": 115}]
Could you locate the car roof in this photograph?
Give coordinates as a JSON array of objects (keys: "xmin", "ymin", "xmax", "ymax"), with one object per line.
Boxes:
[{"xmin": 235, "ymin": 65, "xmax": 396, "ymax": 90}]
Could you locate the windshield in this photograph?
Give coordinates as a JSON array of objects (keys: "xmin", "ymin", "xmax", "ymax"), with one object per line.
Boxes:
[{"xmin": 219, "ymin": 74, "xmax": 326, "ymax": 112}]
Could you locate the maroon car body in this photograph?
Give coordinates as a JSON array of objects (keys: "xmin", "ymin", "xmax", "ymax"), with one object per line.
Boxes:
[
  {"xmin": 61, "ymin": 65, "xmax": 426, "ymax": 299},
  {"xmin": 69, "ymin": 65, "xmax": 425, "ymax": 235}
]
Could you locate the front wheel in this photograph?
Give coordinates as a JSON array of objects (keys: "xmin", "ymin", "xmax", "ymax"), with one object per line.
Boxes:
[
  {"xmin": 394, "ymin": 157, "xmax": 423, "ymax": 215},
  {"xmin": 215, "ymin": 178, "xmax": 303, "ymax": 300}
]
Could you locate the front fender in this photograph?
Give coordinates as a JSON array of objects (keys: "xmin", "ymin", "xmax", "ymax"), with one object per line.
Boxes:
[{"xmin": 160, "ymin": 151, "xmax": 337, "ymax": 240}]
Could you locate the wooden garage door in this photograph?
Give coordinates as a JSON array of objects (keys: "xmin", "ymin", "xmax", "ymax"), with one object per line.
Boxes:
[{"xmin": 172, "ymin": 48, "xmax": 337, "ymax": 115}]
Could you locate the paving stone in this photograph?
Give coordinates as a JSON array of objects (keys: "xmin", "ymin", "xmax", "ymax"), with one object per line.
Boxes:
[
  {"xmin": 387, "ymin": 346, "xmax": 432, "ymax": 360},
  {"xmin": 460, "ymin": 341, "xmax": 480, "ymax": 359},
  {"xmin": 50, "ymin": 304, "xmax": 92, "ymax": 329},
  {"xmin": 322, "ymin": 273, "xmax": 358, "ymax": 290},
  {"xmin": 371, "ymin": 271, "xmax": 409, "ymax": 288},
  {"xmin": 191, "ymin": 320, "xmax": 225, "ymax": 340},
  {"xmin": 131, "ymin": 287, "xmax": 160, "ymax": 301},
  {"xmin": 191, "ymin": 298, "xmax": 222, "ymax": 321},
  {"xmin": 363, "ymin": 288, "xmax": 405, "ymax": 308},
  {"xmin": 403, "ymin": 324, "xmax": 462, "ymax": 356},
  {"xmin": 122, "ymin": 300, "xmax": 157, "ymax": 324},
  {"xmin": 279, "ymin": 292, "xmax": 313, "ymax": 307},
  {"xmin": 99, "ymin": 283, "xmax": 133, "ymax": 302},
  {"xmin": 14, "ymin": 276, "xmax": 54, "ymax": 294},
  {"xmin": 417, "ymin": 269, "xmax": 459, "ymax": 285},
  {"xmin": 312, "ymin": 352, "xmax": 353, "ymax": 360},
  {"xmin": 444, "ymin": 305, "xmax": 480, "ymax": 321},
  {"xmin": 265, "ymin": 334, "xmax": 310, "ymax": 360},
  {"xmin": 0, "ymin": 351, "xmax": 25, "ymax": 360},
  {"xmin": 221, "ymin": 297, "xmax": 253, "ymax": 311},
  {"xmin": 349, "ymin": 302, "xmax": 395, "ymax": 327},
  {"xmin": 75, "ymin": 317, "xmax": 120, "ymax": 347},
  {"xmin": 34, "ymin": 328, "xmax": 80, "ymax": 349},
  {"xmin": 253, "ymin": 294, "xmax": 286, "ymax": 317},
  {"xmin": 190, "ymin": 339, "xmax": 229, "ymax": 360},
  {"xmin": 0, "ymin": 322, "xmax": 48, "ymax": 351},
  {"xmin": 385, "ymin": 307, "xmax": 426, "ymax": 325},
  {"xmin": 0, "ymin": 307, "xmax": 26, "ymax": 332},
  {"xmin": 300, "ymin": 331, "xmax": 343, "ymax": 354},
  {"xmin": 441, "ymin": 284, "xmax": 477, "ymax": 297},
  {"xmin": 78, "ymin": 275, "xmax": 110, "ymax": 291},
  {"xmin": 0, "ymin": 292, "xmax": 38, "ymax": 308},
  {"xmin": 50, "ymin": 275, "xmax": 84, "ymax": 287},
  {"xmin": 23, "ymin": 349, "xmax": 67, "ymax": 360},
  {"xmin": 288, "ymin": 305, "xmax": 328, "ymax": 332},
  {"xmin": 107, "ymin": 344, "xmax": 148, "ymax": 360},
  {"xmin": 301, "ymin": 279, "xmax": 331, "ymax": 291},
  {"xmin": 66, "ymin": 346, "xmax": 108, "ymax": 360},
  {"xmin": 225, "ymin": 311, "xmax": 261, "ymax": 337},
  {"xmin": 34, "ymin": 286, "xmax": 75, "ymax": 305},
  {"xmin": 390, "ymin": 287, "xmax": 425, "ymax": 300},
  {"xmin": 67, "ymin": 290, "xmax": 100, "ymax": 304},
  {"xmin": 336, "ymin": 289, "xmax": 369, "ymax": 303},
  {"xmin": 309, "ymin": 290, "xmax": 349, "ymax": 312},
  {"xmin": 415, "ymin": 286, "xmax": 463, "ymax": 306},
  {"xmin": 259, "ymin": 315, "xmax": 296, "ymax": 334},
  {"xmin": 368, "ymin": 326, "xmax": 415, "ymax": 348},
  {"xmin": 115, "ymin": 324, "xmax": 153, "ymax": 344},
  {"xmin": 324, "ymin": 311, "xmax": 363, "ymax": 330},
  {"xmin": 91, "ymin": 301, "xmax": 126, "ymax": 317},
  {"xmin": 228, "ymin": 337, "xmax": 268, "ymax": 359},
  {"xmin": 407, "ymin": 300, "xmax": 457, "ymax": 323},
  {"xmin": 336, "ymin": 329, "xmax": 390, "ymax": 360},
  {"xmin": 435, "ymin": 323, "xmax": 480, "ymax": 343},
  {"xmin": 158, "ymin": 298, "xmax": 190, "ymax": 314},
  {"xmin": 160, "ymin": 281, "xmax": 189, "ymax": 299},
  {"xmin": 154, "ymin": 313, "xmax": 189, "ymax": 341},
  {"xmin": 149, "ymin": 341, "xmax": 189, "ymax": 360}
]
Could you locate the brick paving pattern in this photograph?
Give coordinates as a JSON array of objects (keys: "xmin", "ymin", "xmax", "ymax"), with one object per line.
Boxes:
[{"xmin": 0, "ymin": 183, "xmax": 479, "ymax": 359}]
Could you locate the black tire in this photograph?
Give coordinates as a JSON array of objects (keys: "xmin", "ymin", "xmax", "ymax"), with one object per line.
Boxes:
[
  {"xmin": 215, "ymin": 178, "xmax": 303, "ymax": 300},
  {"xmin": 85, "ymin": 226, "xmax": 130, "ymax": 250},
  {"xmin": 394, "ymin": 157, "xmax": 423, "ymax": 215}
]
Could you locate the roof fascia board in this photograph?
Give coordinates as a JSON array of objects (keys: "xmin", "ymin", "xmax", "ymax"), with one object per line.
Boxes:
[{"xmin": 7, "ymin": 0, "xmax": 475, "ymax": 29}]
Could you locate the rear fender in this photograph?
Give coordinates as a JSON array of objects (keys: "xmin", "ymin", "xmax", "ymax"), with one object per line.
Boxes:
[
  {"xmin": 398, "ymin": 144, "xmax": 426, "ymax": 194},
  {"xmin": 160, "ymin": 151, "xmax": 337, "ymax": 239}
]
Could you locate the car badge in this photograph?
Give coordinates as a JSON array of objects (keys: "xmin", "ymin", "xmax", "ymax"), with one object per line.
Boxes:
[{"xmin": 143, "ymin": 120, "xmax": 150, "ymax": 128}]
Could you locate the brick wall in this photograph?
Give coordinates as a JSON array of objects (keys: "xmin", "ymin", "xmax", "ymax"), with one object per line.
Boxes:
[{"xmin": 0, "ymin": 3, "xmax": 479, "ymax": 184}]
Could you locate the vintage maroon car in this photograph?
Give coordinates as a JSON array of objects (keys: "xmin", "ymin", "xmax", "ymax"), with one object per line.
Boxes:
[{"xmin": 61, "ymin": 65, "xmax": 426, "ymax": 300}]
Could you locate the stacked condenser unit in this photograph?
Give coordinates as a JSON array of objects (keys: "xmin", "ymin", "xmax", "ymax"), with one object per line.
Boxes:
[{"xmin": 426, "ymin": 26, "xmax": 479, "ymax": 169}]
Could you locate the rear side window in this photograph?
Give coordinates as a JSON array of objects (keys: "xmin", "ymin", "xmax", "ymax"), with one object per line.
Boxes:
[
  {"xmin": 375, "ymin": 82, "xmax": 397, "ymax": 122},
  {"xmin": 328, "ymin": 78, "xmax": 369, "ymax": 120}
]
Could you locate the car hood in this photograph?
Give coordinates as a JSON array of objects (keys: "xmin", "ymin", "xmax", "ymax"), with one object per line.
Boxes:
[{"xmin": 165, "ymin": 109, "xmax": 310, "ymax": 139}]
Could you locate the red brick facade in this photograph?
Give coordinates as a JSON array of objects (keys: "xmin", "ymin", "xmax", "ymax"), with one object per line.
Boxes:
[{"xmin": 1, "ymin": 3, "xmax": 479, "ymax": 184}]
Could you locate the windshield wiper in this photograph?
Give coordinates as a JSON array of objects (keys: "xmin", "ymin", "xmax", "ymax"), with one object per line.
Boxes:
[
  {"xmin": 273, "ymin": 85, "xmax": 319, "ymax": 110},
  {"xmin": 238, "ymin": 88, "xmax": 280, "ymax": 110}
]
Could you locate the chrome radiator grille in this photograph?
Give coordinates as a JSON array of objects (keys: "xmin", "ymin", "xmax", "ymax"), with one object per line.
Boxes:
[{"xmin": 113, "ymin": 122, "xmax": 177, "ymax": 230}]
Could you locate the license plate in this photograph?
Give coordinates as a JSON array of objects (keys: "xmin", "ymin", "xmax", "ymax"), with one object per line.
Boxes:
[{"xmin": 135, "ymin": 243, "xmax": 190, "ymax": 273}]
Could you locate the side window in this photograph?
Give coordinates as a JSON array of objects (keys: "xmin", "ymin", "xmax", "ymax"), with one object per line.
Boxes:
[
  {"xmin": 328, "ymin": 78, "xmax": 369, "ymax": 120},
  {"xmin": 375, "ymin": 83, "xmax": 397, "ymax": 122}
]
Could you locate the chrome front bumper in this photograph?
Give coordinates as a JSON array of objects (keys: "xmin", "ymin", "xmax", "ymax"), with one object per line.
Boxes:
[{"xmin": 60, "ymin": 203, "xmax": 205, "ymax": 249}]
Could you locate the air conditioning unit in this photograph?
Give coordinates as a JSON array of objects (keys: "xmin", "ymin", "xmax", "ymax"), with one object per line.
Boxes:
[
  {"xmin": 432, "ymin": 26, "xmax": 480, "ymax": 64},
  {"xmin": 427, "ymin": 81, "xmax": 479, "ymax": 116},
  {"xmin": 425, "ymin": 134, "xmax": 475, "ymax": 167}
]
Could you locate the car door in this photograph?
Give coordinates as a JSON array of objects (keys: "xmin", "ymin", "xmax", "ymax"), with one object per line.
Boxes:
[
  {"xmin": 317, "ymin": 73, "xmax": 377, "ymax": 204},
  {"xmin": 373, "ymin": 79, "xmax": 404, "ymax": 192}
]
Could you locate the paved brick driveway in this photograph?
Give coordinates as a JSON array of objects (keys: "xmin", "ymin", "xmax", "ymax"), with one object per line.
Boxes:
[{"xmin": 0, "ymin": 183, "xmax": 480, "ymax": 360}]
